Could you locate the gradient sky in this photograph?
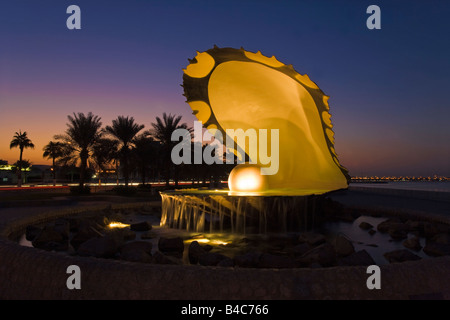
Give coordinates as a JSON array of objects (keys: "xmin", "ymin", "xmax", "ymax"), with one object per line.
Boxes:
[{"xmin": 0, "ymin": 0, "xmax": 449, "ymax": 176}]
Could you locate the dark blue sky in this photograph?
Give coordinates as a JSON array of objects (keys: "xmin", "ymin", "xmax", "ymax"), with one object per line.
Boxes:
[{"xmin": 0, "ymin": 0, "xmax": 449, "ymax": 176}]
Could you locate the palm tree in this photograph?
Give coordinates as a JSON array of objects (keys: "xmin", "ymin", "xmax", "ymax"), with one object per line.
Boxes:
[
  {"xmin": 43, "ymin": 141, "xmax": 65, "ymax": 186},
  {"xmin": 92, "ymin": 138, "xmax": 119, "ymax": 185},
  {"xmin": 104, "ymin": 116, "xmax": 144, "ymax": 187},
  {"xmin": 149, "ymin": 113, "xmax": 192, "ymax": 186},
  {"xmin": 12, "ymin": 160, "xmax": 32, "ymax": 185},
  {"xmin": 10, "ymin": 131, "xmax": 35, "ymax": 187},
  {"xmin": 132, "ymin": 134, "xmax": 160, "ymax": 185},
  {"xmin": 55, "ymin": 112, "xmax": 102, "ymax": 187}
]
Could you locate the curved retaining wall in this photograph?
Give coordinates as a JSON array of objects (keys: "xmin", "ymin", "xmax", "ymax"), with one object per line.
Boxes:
[{"xmin": 1, "ymin": 203, "xmax": 449, "ymax": 300}]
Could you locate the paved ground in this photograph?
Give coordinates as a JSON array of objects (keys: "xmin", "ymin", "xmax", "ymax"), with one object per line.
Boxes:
[
  {"xmin": 329, "ymin": 189, "xmax": 450, "ymax": 221},
  {"xmin": 0, "ymin": 188, "xmax": 448, "ymax": 224},
  {"xmin": 0, "ymin": 202, "xmax": 109, "ymax": 231}
]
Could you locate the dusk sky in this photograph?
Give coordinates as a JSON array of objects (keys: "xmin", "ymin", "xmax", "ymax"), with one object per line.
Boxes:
[{"xmin": 0, "ymin": 0, "xmax": 449, "ymax": 177}]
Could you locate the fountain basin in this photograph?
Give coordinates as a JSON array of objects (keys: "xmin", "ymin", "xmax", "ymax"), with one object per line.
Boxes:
[{"xmin": 1, "ymin": 196, "xmax": 450, "ymax": 299}]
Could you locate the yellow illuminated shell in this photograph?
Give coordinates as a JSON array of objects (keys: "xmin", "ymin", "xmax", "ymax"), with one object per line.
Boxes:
[{"xmin": 182, "ymin": 46, "xmax": 350, "ymax": 195}]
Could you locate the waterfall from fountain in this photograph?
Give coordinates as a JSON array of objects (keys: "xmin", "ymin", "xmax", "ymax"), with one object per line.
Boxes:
[{"xmin": 160, "ymin": 190, "xmax": 325, "ymax": 235}]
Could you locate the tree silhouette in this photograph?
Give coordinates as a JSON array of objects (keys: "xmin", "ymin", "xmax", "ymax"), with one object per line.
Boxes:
[
  {"xmin": 148, "ymin": 113, "xmax": 192, "ymax": 187},
  {"xmin": 104, "ymin": 116, "xmax": 144, "ymax": 187},
  {"xmin": 91, "ymin": 138, "xmax": 119, "ymax": 185},
  {"xmin": 55, "ymin": 112, "xmax": 102, "ymax": 187},
  {"xmin": 10, "ymin": 130, "xmax": 35, "ymax": 187},
  {"xmin": 12, "ymin": 160, "xmax": 31, "ymax": 185},
  {"xmin": 132, "ymin": 134, "xmax": 160, "ymax": 185},
  {"xmin": 43, "ymin": 141, "xmax": 65, "ymax": 185}
]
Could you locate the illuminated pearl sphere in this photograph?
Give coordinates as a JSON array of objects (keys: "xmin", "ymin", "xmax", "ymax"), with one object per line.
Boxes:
[{"xmin": 228, "ymin": 164, "xmax": 268, "ymax": 194}]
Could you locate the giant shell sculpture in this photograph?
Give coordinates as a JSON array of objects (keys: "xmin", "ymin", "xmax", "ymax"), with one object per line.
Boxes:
[{"xmin": 182, "ymin": 46, "xmax": 350, "ymax": 195}]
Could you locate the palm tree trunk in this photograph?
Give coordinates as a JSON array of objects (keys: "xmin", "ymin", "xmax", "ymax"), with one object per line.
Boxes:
[
  {"xmin": 141, "ymin": 164, "xmax": 146, "ymax": 185},
  {"xmin": 165, "ymin": 149, "xmax": 171, "ymax": 187},
  {"xmin": 18, "ymin": 148, "xmax": 23, "ymax": 187},
  {"xmin": 174, "ymin": 165, "xmax": 179, "ymax": 187},
  {"xmin": 79, "ymin": 163, "xmax": 85, "ymax": 187},
  {"xmin": 79, "ymin": 154, "xmax": 87, "ymax": 188},
  {"xmin": 165, "ymin": 162, "xmax": 170, "ymax": 187},
  {"xmin": 124, "ymin": 157, "xmax": 129, "ymax": 187},
  {"xmin": 116, "ymin": 162, "xmax": 119, "ymax": 185},
  {"xmin": 52, "ymin": 157, "xmax": 56, "ymax": 186}
]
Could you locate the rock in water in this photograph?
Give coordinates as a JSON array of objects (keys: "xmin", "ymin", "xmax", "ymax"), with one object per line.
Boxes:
[
  {"xmin": 77, "ymin": 236, "xmax": 118, "ymax": 258},
  {"xmin": 120, "ymin": 240, "xmax": 153, "ymax": 262},
  {"xmin": 423, "ymin": 223, "xmax": 450, "ymax": 238},
  {"xmin": 334, "ymin": 235, "xmax": 355, "ymax": 257},
  {"xmin": 53, "ymin": 218, "xmax": 70, "ymax": 239},
  {"xmin": 120, "ymin": 241, "xmax": 152, "ymax": 255},
  {"xmin": 158, "ymin": 237, "xmax": 184, "ymax": 254},
  {"xmin": 337, "ymin": 250, "xmax": 376, "ymax": 266},
  {"xmin": 121, "ymin": 250, "xmax": 152, "ymax": 263},
  {"xmin": 26, "ymin": 225, "xmax": 41, "ymax": 241},
  {"xmin": 299, "ymin": 243, "xmax": 336, "ymax": 267},
  {"xmin": 402, "ymin": 236, "xmax": 422, "ymax": 251},
  {"xmin": 32, "ymin": 225, "xmax": 67, "ymax": 251},
  {"xmin": 234, "ymin": 252, "xmax": 262, "ymax": 268},
  {"xmin": 152, "ymin": 251, "xmax": 182, "ymax": 265},
  {"xmin": 287, "ymin": 243, "xmax": 311, "ymax": 256},
  {"xmin": 298, "ymin": 232, "xmax": 326, "ymax": 246},
  {"xmin": 359, "ymin": 222, "xmax": 374, "ymax": 230},
  {"xmin": 377, "ymin": 218, "xmax": 401, "ymax": 233},
  {"xmin": 70, "ymin": 225, "xmax": 103, "ymax": 250},
  {"xmin": 130, "ymin": 221, "xmax": 152, "ymax": 231},
  {"xmin": 258, "ymin": 253, "xmax": 296, "ymax": 268},
  {"xmin": 388, "ymin": 223, "xmax": 409, "ymax": 240},
  {"xmin": 198, "ymin": 252, "xmax": 228, "ymax": 266},
  {"xmin": 217, "ymin": 258, "xmax": 235, "ymax": 267},
  {"xmin": 431, "ymin": 233, "xmax": 450, "ymax": 245},
  {"xmin": 423, "ymin": 242, "xmax": 450, "ymax": 257},
  {"xmin": 188, "ymin": 241, "xmax": 207, "ymax": 264}
]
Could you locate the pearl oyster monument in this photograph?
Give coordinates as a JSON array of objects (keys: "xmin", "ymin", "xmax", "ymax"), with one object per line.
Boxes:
[{"xmin": 160, "ymin": 46, "xmax": 350, "ymax": 233}]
